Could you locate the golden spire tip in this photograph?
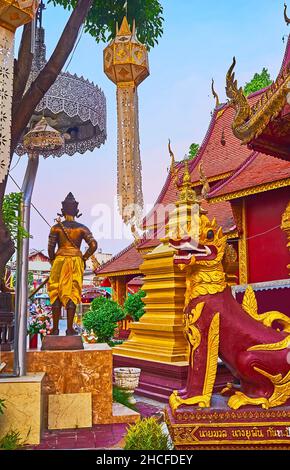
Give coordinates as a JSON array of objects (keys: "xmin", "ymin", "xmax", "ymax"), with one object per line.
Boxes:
[{"xmin": 117, "ymin": 16, "xmax": 132, "ymax": 36}]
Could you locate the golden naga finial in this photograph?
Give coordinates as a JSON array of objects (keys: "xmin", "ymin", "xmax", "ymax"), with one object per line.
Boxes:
[
  {"xmin": 198, "ymin": 162, "xmax": 210, "ymax": 200},
  {"xmin": 226, "ymin": 57, "xmax": 251, "ymax": 126},
  {"xmin": 211, "ymin": 78, "xmax": 220, "ymax": 108},
  {"xmin": 131, "ymin": 224, "xmax": 142, "ymax": 246},
  {"xmin": 91, "ymin": 254, "xmax": 100, "ymax": 271},
  {"xmin": 168, "ymin": 139, "xmax": 179, "ymax": 189},
  {"xmin": 284, "ymin": 3, "xmax": 290, "ymax": 26}
]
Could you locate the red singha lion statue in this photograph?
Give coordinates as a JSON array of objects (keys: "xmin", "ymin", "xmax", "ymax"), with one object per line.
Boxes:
[{"xmin": 169, "ymin": 213, "xmax": 290, "ymax": 411}]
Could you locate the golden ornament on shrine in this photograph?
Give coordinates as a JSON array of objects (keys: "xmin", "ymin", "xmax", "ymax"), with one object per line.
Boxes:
[
  {"xmin": 103, "ymin": 16, "xmax": 149, "ymax": 225},
  {"xmin": 0, "ymin": 0, "xmax": 39, "ymax": 32}
]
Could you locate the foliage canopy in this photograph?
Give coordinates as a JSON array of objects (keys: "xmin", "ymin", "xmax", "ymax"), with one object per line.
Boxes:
[
  {"xmin": 188, "ymin": 143, "xmax": 200, "ymax": 160},
  {"xmin": 83, "ymin": 296, "xmax": 125, "ymax": 343},
  {"xmin": 124, "ymin": 289, "xmax": 146, "ymax": 321},
  {"xmin": 2, "ymin": 193, "xmax": 29, "ymax": 244},
  {"xmin": 244, "ymin": 68, "xmax": 272, "ymax": 96},
  {"xmin": 49, "ymin": 0, "xmax": 164, "ymax": 49}
]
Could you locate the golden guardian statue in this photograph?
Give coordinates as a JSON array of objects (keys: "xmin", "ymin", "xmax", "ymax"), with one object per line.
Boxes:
[{"xmin": 47, "ymin": 193, "xmax": 97, "ymax": 335}]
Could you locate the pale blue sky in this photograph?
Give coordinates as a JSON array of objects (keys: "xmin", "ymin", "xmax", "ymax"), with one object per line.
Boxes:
[{"xmin": 7, "ymin": 0, "xmax": 288, "ymax": 255}]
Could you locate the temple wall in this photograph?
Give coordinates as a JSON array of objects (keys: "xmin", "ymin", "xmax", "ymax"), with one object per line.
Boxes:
[{"xmin": 246, "ymin": 186, "xmax": 289, "ymax": 283}]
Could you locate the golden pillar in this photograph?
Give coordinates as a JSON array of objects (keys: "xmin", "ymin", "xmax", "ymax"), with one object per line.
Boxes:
[
  {"xmin": 110, "ymin": 275, "xmax": 128, "ymax": 306},
  {"xmin": 0, "ymin": 0, "xmax": 39, "ymax": 182},
  {"xmin": 238, "ymin": 199, "xmax": 248, "ymax": 284}
]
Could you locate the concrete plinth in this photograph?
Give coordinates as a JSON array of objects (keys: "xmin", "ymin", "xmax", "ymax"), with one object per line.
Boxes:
[{"xmin": 0, "ymin": 373, "xmax": 44, "ymax": 445}]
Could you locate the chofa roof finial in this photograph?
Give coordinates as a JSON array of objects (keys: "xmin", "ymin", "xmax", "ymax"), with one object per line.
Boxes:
[
  {"xmin": 284, "ymin": 3, "xmax": 290, "ymax": 26},
  {"xmin": 211, "ymin": 78, "xmax": 220, "ymax": 108}
]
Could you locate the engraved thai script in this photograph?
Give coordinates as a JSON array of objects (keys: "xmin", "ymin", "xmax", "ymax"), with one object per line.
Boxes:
[
  {"xmin": 266, "ymin": 426, "xmax": 290, "ymax": 438},
  {"xmin": 231, "ymin": 427, "xmax": 264, "ymax": 439},
  {"xmin": 199, "ymin": 429, "xmax": 228, "ymax": 439}
]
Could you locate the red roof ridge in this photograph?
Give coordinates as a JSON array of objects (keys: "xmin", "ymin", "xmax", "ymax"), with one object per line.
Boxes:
[
  {"xmin": 208, "ymin": 151, "xmax": 259, "ymax": 198},
  {"xmin": 279, "ymin": 34, "xmax": 290, "ymax": 76}
]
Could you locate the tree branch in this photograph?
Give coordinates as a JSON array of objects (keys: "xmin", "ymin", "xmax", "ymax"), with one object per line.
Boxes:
[
  {"xmin": 12, "ymin": 23, "xmax": 33, "ymax": 119},
  {"xmin": 11, "ymin": 0, "xmax": 93, "ymax": 153}
]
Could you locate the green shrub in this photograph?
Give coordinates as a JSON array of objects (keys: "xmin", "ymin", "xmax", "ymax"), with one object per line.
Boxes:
[
  {"xmin": 113, "ymin": 386, "xmax": 137, "ymax": 411},
  {"xmin": 0, "ymin": 430, "xmax": 22, "ymax": 450},
  {"xmin": 83, "ymin": 298, "xmax": 125, "ymax": 343},
  {"xmin": 124, "ymin": 417, "xmax": 171, "ymax": 450},
  {"xmin": 124, "ymin": 290, "xmax": 146, "ymax": 322}
]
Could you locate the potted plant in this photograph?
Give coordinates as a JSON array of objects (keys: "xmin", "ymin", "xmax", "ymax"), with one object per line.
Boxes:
[{"xmin": 114, "ymin": 367, "xmax": 141, "ymax": 404}]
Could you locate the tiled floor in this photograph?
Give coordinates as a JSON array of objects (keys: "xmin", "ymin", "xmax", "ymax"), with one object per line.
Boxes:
[{"xmin": 26, "ymin": 398, "xmax": 164, "ymax": 450}]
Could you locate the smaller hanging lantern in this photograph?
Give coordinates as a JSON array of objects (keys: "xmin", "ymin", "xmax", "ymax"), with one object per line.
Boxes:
[{"xmin": 23, "ymin": 116, "xmax": 64, "ymax": 156}]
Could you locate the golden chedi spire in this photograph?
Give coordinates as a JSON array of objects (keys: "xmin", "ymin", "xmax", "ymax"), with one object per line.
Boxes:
[
  {"xmin": 178, "ymin": 159, "xmax": 197, "ymax": 204},
  {"xmin": 163, "ymin": 144, "xmax": 199, "ymax": 242},
  {"xmin": 104, "ymin": 17, "xmax": 149, "ymax": 225}
]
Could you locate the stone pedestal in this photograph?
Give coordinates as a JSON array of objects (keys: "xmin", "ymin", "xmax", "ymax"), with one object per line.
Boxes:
[
  {"xmin": 113, "ymin": 244, "xmax": 188, "ymax": 362},
  {"xmin": 41, "ymin": 335, "xmax": 84, "ymax": 351},
  {"xmin": 1, "ymin": 344, "xmax": 139, "ymax": 426},
  {"xmin": 166, "ymin": 395, "xmax": 290, "ymax": 449},
  {"xmin": 48, "ymin": 393, "xmax": 92, "ymax": 430},
  {"xmin": 0, "ymin": 373, "xmax": 44, "ymax": 445}
]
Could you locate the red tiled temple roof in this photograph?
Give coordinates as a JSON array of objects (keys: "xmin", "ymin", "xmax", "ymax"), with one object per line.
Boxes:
[
  {"xmin": 96, "ymin": 243, "xmax": 143, "ymax": 275},
  {"xmin": 143, "ymin": 91, "xmax": 265, "ymax": 229},
  {"xmin": 208, "ymin": 152, "xmax": 290, "ymax": 201}
]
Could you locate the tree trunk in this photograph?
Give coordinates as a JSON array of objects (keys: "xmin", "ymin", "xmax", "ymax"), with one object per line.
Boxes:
[{"xmin": 0, "ymin": 0, "xmax": 93, "ymax": 279}]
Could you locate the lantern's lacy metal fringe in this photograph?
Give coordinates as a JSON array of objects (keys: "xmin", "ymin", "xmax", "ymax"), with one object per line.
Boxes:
[
  {"xmin": 0, "ymin": 27, "xmax": 14, "ymax": 182},
  {"xmin": 117, "ymin": 85, "xmax": 143, "ymax": 225},
  {"xmin": 16, "ymin": 27, "xmax": 106, "ymax": 158}
]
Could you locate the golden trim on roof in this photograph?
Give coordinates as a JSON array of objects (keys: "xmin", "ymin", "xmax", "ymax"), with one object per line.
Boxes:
[
  {"xmin": 226, "ymin": 57, "xmax": 290, "ymax": 144},
  {"xmin": 209, "ymin": 178, "xmax": 290, "ymax": 203},
  {"xmin": 192, "ymin": 171, "xmax": 233, "ymax": 188},
  {"xmin": 96, "ymin": 269, "xmax": 141, "ymax": 278}
]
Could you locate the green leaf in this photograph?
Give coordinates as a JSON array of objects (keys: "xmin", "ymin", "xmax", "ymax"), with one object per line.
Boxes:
[
  {"xmin": 123, "ymin": 289, "xmax": 146, "ymax": 321},
  {"xmin": 244, "ymin": 68, "xmax": 272, "ymax": 96},
  {"xmin": 83, "ymin": 298, "xmax": 125, "ymax": 343},
  {"xmin": 2, "ymin": 192, "xmax": 29, "ymax": 245},
  {"xmin": 47, "ymin": 0, "xmax": 164, "ymax": 49},
  {"xmin": 188, "ymin": 143, "xmax": 200, "ymax": 160}
]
